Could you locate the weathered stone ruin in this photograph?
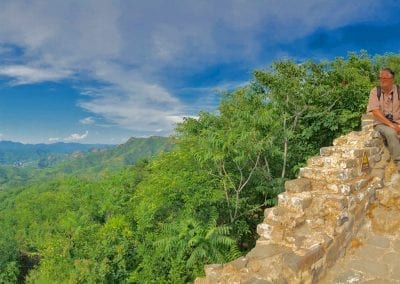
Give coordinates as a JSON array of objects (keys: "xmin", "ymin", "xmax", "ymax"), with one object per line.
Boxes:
[{"xmin": 195, "ymin": 114, "xmax": 395, "ymax": 283}]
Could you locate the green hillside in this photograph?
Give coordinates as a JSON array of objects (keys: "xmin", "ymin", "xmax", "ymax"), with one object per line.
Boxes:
[
  {"xmin": 1, "ymin": 53, "xmax": 398, "ymax": 283},
  {"xmin": 51, "ymin": 136, "xmax": 173, "ymax": 176},
  {"xmin": 0, "ymin": 141, "xmax": 113, "ymax": 167},
  {"xmin": 0, "ymin": 136, "xmax": 173, "ymax": 190}
]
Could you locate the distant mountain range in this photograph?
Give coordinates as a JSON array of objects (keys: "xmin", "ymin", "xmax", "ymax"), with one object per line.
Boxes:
[
  {"xmin": 0, "ymin": 140, "xmax": 114, "ymax": 166},
  {"xmin": 0, "ymin": 140, "xmax": 113, "ymax": 152},
  {"xmin": 0, "ymin": 136, "xmax": 174, "ymax": 189},
  {"xmin": 53, "ymin": 136, "xmax": 174, "ymax": 174}
]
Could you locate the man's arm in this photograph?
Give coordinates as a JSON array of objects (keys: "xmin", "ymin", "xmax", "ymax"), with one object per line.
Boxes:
[{"xmin": 371, "ymin": 109, "xmax": 400, "ymax": 133}]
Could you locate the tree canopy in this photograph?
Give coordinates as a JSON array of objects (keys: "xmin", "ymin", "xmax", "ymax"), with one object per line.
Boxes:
[{"xmin": 1, "ymin": 52, "xmax": 399, "ymax": 283}]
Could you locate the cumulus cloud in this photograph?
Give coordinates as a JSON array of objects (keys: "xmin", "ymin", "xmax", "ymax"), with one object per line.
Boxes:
[
  {"xmin": 65, "ymin": 131, "xmax": 89, "ymax": 141},
  {"xmin": 0, "ymin": 1, "xmax": 383, "ymax": 74},
  {"xmin": 0, "ymin": 0, "xmax": 388, "ymax": 134}
]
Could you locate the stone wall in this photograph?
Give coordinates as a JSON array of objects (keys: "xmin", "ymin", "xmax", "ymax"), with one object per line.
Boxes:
[{"xmin": 195, "ymin": 115, "xmax": 390, "ymax": 284}]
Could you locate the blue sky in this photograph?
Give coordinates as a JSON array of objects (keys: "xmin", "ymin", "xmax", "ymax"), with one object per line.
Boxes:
[{"xmin": 0, "ymin": 1, "xmax": 400, "ymax": 144}]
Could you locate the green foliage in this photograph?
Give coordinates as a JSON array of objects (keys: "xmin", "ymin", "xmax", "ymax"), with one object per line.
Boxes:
[
  {"xmin": 2, "ymin": 52, "xmax": 400, "ymax": 283},
  {"xmin": 53, "ymin": 136, "xmax": 173, "ymax": 176},
  {"xmin": 253, "ymin": 52, "xmax": 374, "ymax": 175},
  {"xmin": 0, "ymin": 136, "xmax": 172, "ymax": 191},
  {"xmin": 0, "ymin": 166, "xmax": 144, "ymax": 283},
  {"xmin": 0, "ymin": 210, "xmax": 19, "ymax": 283}
]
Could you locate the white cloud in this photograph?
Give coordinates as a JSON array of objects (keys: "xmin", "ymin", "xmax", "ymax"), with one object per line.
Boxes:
[
  {"xmin": 77, "ymin": 62, "xmax": 183, "ymax": 133},
  {"xmin": 79, "ymin": 117, "xmax": 95, "ymax": 125},
  {"xmin": 0, "ymin": 0, "xmax": 387, "ymax": 134},
  {"xmin": 0, "ymin": 1, "xmax": 382, "ymax": 75},
  {"xmin": 166, "ymin": 115, "xmax": 199, "ymax": 124},
  {"xmin": 48, "ymin": 137, "xmax": 60, "ymax": 142},
  {"xmin": 0, "ymin": 65, "xmax": 71, "ymax": 84},
  {"xmin": 64, "ymin": 131, "xmax": 89, "ymax": 141}
]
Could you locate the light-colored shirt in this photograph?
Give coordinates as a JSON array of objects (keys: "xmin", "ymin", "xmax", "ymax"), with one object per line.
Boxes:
[{"xmin": 367, "ymin": 85, "xmax": 400, "ymax": 124}]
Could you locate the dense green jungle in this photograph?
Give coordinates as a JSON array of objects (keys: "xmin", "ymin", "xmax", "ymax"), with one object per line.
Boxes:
[{"xmin": 1, "ymin": 52, "xmax": 399, "ymax": 283}]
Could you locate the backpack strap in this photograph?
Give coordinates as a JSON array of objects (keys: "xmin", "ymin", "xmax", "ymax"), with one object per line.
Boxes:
[
  {"xmin": 398, "ymin": 85, "xmax": 400, "ymax": 100},
  {"xmin": 377, "ymin": 85, "xmax": 400, "ymax": 100},
  {"xmin": 377, "ymin": 86, "xmax": 382, "ymax": 101}
]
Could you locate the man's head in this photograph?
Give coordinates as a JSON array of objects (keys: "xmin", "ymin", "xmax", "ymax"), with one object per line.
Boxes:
[{"xmin": 379, "ymin": 68, "xmax": 395, "ymax": 90}]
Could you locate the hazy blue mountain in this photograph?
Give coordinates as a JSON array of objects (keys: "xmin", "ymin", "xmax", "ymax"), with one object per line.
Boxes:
[
  {"xmin": 0, "ymin": 140, "xmax": 114, "ymax": 166},
  {"xmin": 0, "ymin": 136, "xmax": 173, "ymax": 190},
  {"xmin": 54, "ymin": 136, "xmax": 174, "ymax": 174}
]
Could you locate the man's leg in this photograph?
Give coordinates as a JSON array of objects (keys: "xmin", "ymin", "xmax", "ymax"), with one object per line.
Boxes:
[{"xmin": 375, "ymin": 124, "xmax": 400, "ymax": 170}]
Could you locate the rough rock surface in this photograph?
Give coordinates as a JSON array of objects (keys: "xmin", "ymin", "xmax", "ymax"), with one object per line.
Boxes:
[{"xmin": 322, "ymin": 164, "xmax": 400, "ymax": 283}]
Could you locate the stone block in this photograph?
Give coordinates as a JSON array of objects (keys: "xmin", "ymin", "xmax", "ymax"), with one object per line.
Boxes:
[
  {"xmin": 308, "ymin": 180, "xmax": 327, "ymax": 192},
  {"xmin": 324, "ymin": 195, "xmax": 349, "ymax": 211},
  {"xmin": 341, "ymin": 148, "xmax": 366, "ymax": 158},
  {"xmin": 362, "ymin": 124, "xmax": 374, "ymax": 132},
  {"xmin": 361, "ymin": 113, "xmax": 374, "ymax": 124},
  {"xmin": 246, "ymin": 244, "xmax": 287, "ymax": 259},
  {"xmin": 217, "ymin": 272, "xmax": 241, "ymax": 283},
  {"xmin": 245, "ymin": 254, "xmax": 285, "ymax": 282},
  {"xmin": 325, "ymin": 231, "xmax": 350, "ymax": 266},
  {"xmin": 256, "ymin": 223, "xmax": 285, "ymax": 242},
  {"xmin": 327, "ymin": 178, "xmax": 369, "ymax": 195},
  {"xmin": 284, "ymin": 178, "xmax": 311, "ymax": 193},
  {"xmin": 194, "ymin": 277, "xmax": 210, "ymax": 284},
  {"xmin": 263, "ymin": 207, "xmax": 280, "ymax": 225},
  {"xmin": 320, "ymin": 146, "xmax": 336, "ymax": 156},
  {"xmin": 283, "ymin": 245, "xmax": 324, "ymax": 273},
  {"xmin": 326, "ymin": 183, "xmax": 352, "ymax": 195},
  {"xmin": 257, "ymin": 223, "xmax": 273, "ymax": 240},
  {"xmin": 336, "ymin": 168, "xmax": 360, "ymax": 180},
  {"xmin": 299, "ymin": 167, "xmax": 358, "ymax": 182},
  {"xmin": 364, "ymin": 138, "xmax": 383, "ymax": 148},
  {"xmin": 310, "ymin": 156, "xmax": 358, "ymax": 169},
  {"xmin": 226, "ymin": 257, "xmax": 248, "ymax": 270},
  {"xmin": 333, "ymin": 136, "xmax": 348, "ymax": 146},
  {"xmin": 277, "ymin": 192, "xmax": 312, "ymax": 211},
  {"xmin": 307, "ymin": 156, "xmax": 324, "ymax": 167},
  {"xmin": 336, "ymin": 158, "xmax": 358, "ymax": 169},
  {"xmin": 203, "ymin": 264, "xmax": 223, "ymax": 281},
  {"xmin": 278, "ymin": 211, "xmax": 306, "ymax": 229}
]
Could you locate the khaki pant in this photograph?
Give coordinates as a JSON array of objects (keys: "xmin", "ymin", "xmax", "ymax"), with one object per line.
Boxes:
[{"xmin": 375, "ymin": 124, "xmax": 400, "ymax": 166}]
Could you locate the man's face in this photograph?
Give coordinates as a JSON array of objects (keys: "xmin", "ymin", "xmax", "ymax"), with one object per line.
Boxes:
[{"xmin": 379, "ymin": 70, "xmax": 394, "ymax": 89}]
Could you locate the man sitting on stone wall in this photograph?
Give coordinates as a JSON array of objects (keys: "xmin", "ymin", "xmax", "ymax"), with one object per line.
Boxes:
[{"xmin": 367, "ymin": 68, "xmax": 400, "ymax": 172}]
